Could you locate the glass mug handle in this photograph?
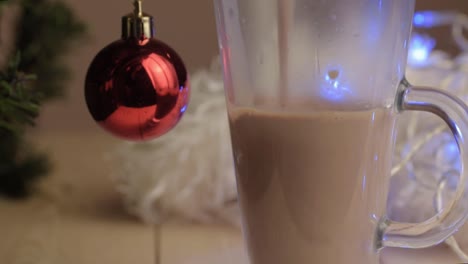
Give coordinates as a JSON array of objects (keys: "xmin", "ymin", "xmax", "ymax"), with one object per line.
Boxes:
[{"xmin": 378, "ymin": 79, "xmax": 468, "ymax": 249}]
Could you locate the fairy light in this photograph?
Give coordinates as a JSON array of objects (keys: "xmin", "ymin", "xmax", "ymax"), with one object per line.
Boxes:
[
  {"xmin": 408, "ymin": 33, "xmax": 436, "ymax": 67},
  {"xmin": 413, "ymin": 11, "xmax": 455, "ymax": 28},
  {"xmin": 320, "ymin": 67, "xmax": 351, "ymax": 102}
]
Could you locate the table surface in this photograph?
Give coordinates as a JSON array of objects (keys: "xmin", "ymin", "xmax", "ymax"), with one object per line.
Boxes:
[{"xmin": 0, "ymin": 130, "xmax": 462, "ymax": 264}]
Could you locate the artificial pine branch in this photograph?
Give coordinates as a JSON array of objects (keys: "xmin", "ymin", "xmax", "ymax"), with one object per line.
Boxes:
[{"xmin": 0, "ymin": 0, "xmax": 86, "ymax": 198}]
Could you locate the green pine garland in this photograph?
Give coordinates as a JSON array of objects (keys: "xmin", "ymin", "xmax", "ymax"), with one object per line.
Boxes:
[{"xmin": 0, "ymin": 0, "xmax": 86, "ymax": 198}]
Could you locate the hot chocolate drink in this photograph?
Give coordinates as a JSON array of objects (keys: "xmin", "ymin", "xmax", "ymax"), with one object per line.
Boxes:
[{"xmin": 229, "ymin": 106, "xmax": 396, "ymax": 264}]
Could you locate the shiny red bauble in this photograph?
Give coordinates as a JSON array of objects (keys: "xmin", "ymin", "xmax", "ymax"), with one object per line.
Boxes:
[{"xmin": 85, "ymin": 38, "xmax": 189, "ymax": 141}]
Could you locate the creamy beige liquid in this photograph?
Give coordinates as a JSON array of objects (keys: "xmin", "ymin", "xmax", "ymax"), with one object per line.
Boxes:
[{"xmin": 229, "ymin": 107, "xmax": 396, "ymax": 264}]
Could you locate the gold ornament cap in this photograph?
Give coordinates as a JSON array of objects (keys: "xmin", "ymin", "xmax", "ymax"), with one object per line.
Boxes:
[{"xmin": 122, "ymin": 0, "xmax": 154, "ymax": 39}]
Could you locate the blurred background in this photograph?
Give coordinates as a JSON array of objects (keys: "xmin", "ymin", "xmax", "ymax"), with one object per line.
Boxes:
[
  {"xmin": 37, "ymin": 0, "xmax": 468, "ymax": 134},
  {"xmin": 1, "ymin": 0, "xmax": 468, "ymax": 263}
]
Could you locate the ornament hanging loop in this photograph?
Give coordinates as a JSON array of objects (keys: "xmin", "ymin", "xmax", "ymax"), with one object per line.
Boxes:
[
  {"xmin": 133, "ymin": 0, "xmax": 143, "ymax": 17},
  {"xmin": 123, "ymin": 0, "xmax": 154, "ymax": 40}
]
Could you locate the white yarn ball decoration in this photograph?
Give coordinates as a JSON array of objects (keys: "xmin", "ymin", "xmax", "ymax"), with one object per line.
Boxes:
[{"xmin": 109, "ymin": 57, "xmax": 240, "ymax": 227}]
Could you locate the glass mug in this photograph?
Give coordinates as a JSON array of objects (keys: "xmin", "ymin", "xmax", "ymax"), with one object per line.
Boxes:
[{"xmin": 214, "ymin": 0, "xmax": 468, "ymax": 263}]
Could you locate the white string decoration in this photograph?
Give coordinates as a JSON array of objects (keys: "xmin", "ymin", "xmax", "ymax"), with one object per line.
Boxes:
[
  {"xmin": 387, "ymin": 10, "xmax": 468, "ymax": 261},
  {"xmin": 109, "ymin": 58, "xmax": 240, "ymax": 227}
]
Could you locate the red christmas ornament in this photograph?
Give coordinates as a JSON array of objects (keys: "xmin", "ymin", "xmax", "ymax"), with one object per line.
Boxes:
[{"xmin": 85, "ymin": 0, "xmax": 189, "ymax": 141}]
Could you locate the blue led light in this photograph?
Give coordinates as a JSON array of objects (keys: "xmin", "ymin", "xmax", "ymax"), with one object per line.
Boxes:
[
  {"xmin": 320, "ymin": 67, "xmax": 351, "ymax": 102},
  {"xmin": 413, "ymin": 12, "xmax": 426, "ymax": 27},
  {"xmin": 325, "ymin": 73, "xmax": 340, "ymax": 89},
  {"xmin": 412, "ymin": 48, "xmax": 428, "ymax": 62},
  {"xmin": 413, "ymin": 11, "xmax": 439, "ymax": 28},
  {"xmin": 445, "ymin": 142, "xmax": 458, "ymax": 158},
  {"xmin": 407, "ymin": 33, "xmax": 436, "ymax": 66},
  {"xmin": 180, "ymin": 105, "xmax": 187, "ymax": 113}
]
